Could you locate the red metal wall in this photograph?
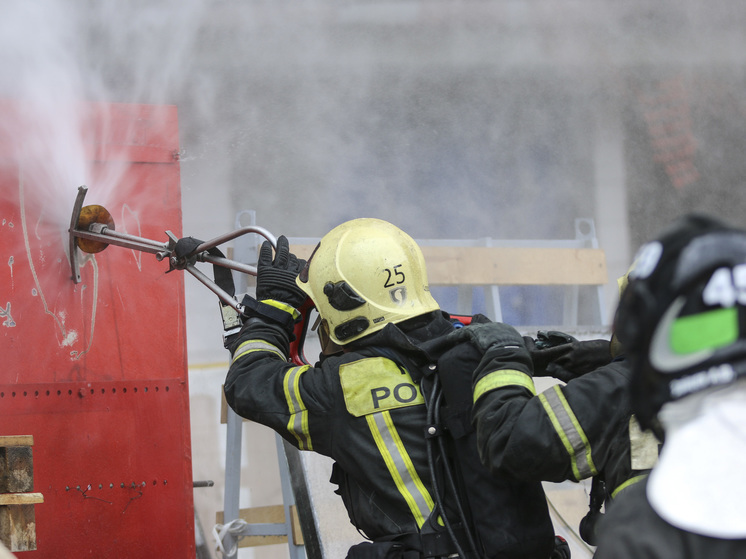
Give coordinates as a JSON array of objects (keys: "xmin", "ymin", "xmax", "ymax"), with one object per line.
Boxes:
[{"xmin": 0, "ymin": 102, "xmax": 195, "ymax": 557}]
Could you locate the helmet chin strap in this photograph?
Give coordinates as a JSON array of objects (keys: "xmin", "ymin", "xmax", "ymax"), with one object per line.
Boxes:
[{"xmin": 317, "ymin": 319, "xmax": 344, "ymax": 355}]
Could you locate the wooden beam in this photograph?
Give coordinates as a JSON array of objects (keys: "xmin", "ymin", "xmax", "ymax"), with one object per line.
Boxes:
[
  {"xmin": 0, "ymin": 437, "xmax": 33, "ymax": 448},
  {"xmin": 290, "ymin": 244, "xmax": 607, "ymax": 286},
  {"xmin": 0, "ymin": 500, "xmax": 41, "ymax": 552},
  {"xmin": 0, "ymin": 494, "xmax": 43, "ymax": 506},
  {"xmin": 0, "ymin": 446, "xmax": 34, "ymax": 494},
  {"xmin": 216, "ymin": 504, "xmax": 304, "ymax": 548},
  {"xmin": 0, "ymin": 436, "xmax": 39, "ymax": 552},
  {"xmin": 220, "ymin": 387, "xmax": 249, "ymax": 425}
]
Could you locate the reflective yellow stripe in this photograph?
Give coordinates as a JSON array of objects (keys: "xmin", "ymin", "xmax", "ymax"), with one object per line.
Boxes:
[
  {"xmin": 231, "ymin": 339, "xmax": 286, "ymax": 364},
  {"xmin": 611, "ymin": 474, "xmax": 648, "ymax": 499},
  {"xmin": 263, "ymin": 299, "xmax": 301, "ymax": 320},
  {"xmin": 473, "ymin": 369, "xmax": 536, "ymax": 403},
  {"xmin": 539, "ymin": 385, "xmax": 597, "ymax": 480},
  {"xmin": 367, "ymin": 411, "xmax": 434, "ymax": 527},
  {"xmin": 283, "ymin": 365, "xmax": 313, "ymax": 450}
]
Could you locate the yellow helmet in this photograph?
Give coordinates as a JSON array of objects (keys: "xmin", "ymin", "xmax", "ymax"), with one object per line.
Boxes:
[{"xmin": 296, "ymin": 218, "xmax": 440, "ymax": 345}]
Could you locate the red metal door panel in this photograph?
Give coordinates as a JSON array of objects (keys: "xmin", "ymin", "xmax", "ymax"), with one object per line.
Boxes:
[{"xmin": 0, "ymin": 102, "xmax": 195, "ymax": 557}]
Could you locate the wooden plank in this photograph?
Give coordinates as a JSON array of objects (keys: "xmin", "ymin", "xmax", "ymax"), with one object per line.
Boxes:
[
  {"xmin": 0, "ymin": 437, "xmax": 33, "ymax": 448},
  {"xmin": 0, "ymin": 503, "xmax": 38, "ymax": 552},
  {"xmin": 421, "ymin": 246, "xmax": 607, "ymax": 286},
  {"xmin": 290, "ymin": 244, "xmax": 607, "ymax": 286},
  {"xmin": 0, "ymin": 494, "xmax": 44, "ymax": 506},
  {"xmin": 220, "ymin": 387, "xmax": 249, "ymax": 425},
  {"xmin": 220, "ymin": 388, "xmax": 228, "ymax": 425},
  {"xmin": 216, "ymin": 504, "xmax": 304, "ymax": 548},
  {"xmin": 0, "ymin": 447, "xmax": 33, "ymax": 494},
  {"xmin": 289, "ymin": 505, "xmax": 304, "ymax": 546}
]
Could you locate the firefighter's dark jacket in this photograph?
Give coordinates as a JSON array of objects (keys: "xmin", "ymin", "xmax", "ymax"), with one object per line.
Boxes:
[
  {"xmin": 594, "ymin": 477, "xmax": 746, "ymax": 558},
  {"xmin": 224, "ymin": 310, "xmax": 555, "ymax": 558},
  {"xmin": 472, "ymin": 348, "xmax": 659, "ymax": 499}
]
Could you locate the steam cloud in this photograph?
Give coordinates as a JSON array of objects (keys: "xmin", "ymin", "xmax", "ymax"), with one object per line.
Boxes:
[{"xmin": 0, "ymin": 0, "xmax": 208, "ymax": 225}]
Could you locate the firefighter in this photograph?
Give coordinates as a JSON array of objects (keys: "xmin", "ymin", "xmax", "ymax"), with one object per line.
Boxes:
[
  {"xmin": 453, "ymin": 286, "xmax": 660, "ymax": 545},
  {"xmin": 224, "ymin": 218, "xmax": 557, "ymax": 559},
  {"xmin": 592, "ymin": 213, "xmax": 746, "ymax": 558}
]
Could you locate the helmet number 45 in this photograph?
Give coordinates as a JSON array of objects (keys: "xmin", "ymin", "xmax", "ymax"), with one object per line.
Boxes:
[{"xmin": 702, "ymin": 265, "xmax": 746, "ymax": 308}]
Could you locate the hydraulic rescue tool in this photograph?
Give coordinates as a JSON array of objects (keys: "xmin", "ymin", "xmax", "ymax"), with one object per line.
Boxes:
[{"xmin": 68, "ymin": 185, "xmax": 314, "ymax": 363}]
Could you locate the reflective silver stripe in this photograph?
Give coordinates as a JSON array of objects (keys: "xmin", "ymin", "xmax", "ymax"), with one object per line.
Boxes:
[
  {"xmin": 367, "ymin": 411, "xmax": 433, "ymax": 527},
  {"xmin": 284, "ymin": 365, "xmax": 312, "ymax": 450},
  {"xmin": 231, "ymin": 339, "xmax": 286, "ymax": 364},
  {"xmin": 539, "ymin": 385, "xmax": 597, "ymax": 480}
]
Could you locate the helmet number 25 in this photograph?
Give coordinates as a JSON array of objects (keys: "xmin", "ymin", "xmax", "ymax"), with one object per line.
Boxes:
[
  {"xmin": 383, "ymin": 264, "xmax": 405, "ymax": 288},
  {"xmin": 702, "ymin": 265, "xmax": 746, "ymax": 308}
]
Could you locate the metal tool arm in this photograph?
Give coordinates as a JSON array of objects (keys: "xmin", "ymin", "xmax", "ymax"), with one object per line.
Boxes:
[{"xmin": 68, "ymin": 186, "xmax": 277, "ymax": 308}]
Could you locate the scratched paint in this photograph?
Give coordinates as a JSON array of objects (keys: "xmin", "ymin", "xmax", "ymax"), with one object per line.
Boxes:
[
  {"xmin": 0, "ymin": 302, "xmax": 15, "ymax": 327},
  {"xmin": 122, "ymin": 203, "xmax": 143, "ymax": 271},
  {"xmin": 70, "ymin": 253, "xmax": 98, "ymax": 360},
  {"xmin": 18, "ymin": 169, "xmax": 98, "ymax": 360}
]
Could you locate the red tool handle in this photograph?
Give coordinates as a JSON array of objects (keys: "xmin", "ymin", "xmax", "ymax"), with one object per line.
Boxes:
[
  {"xmin": 450, "ymin": 314, "xmax": 472, "ymax": 327},
  {"xmin": 289, "ymin": 298, "xmax": 316, "ymax": 365}
]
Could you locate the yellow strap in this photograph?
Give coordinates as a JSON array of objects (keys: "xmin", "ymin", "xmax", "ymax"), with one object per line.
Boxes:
[
  {"xmin": 263, "ymin": 299, "xmax": 301, "ymax": 320},
  {"xmin": 473, "ymin": 369, "xmax": 536, "ymax": 403}
]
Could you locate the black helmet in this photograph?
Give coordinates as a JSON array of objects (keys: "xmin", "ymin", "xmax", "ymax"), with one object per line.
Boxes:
[{"xmin": 614, "ymin": 213, "xmax": 746, "ymax": 433}]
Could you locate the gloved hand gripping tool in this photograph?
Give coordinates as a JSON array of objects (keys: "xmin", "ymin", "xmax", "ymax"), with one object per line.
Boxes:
[{"xmin": 67, "ymin": 185, "xmax": 313, "ymax": 363}]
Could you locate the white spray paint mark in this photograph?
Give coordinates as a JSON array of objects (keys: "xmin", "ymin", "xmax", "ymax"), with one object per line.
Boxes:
[
  {"xmin": 20, "ymin": 168, "xmax": 63, "ymax": 328},
  {"xmin": 61, "ymin": 329, "xmax": 79, "ymax": 347},
  {"xmin": 69, "ymin": 252, "xmax": 98, "ymax": 361},
  {"xmin": 19, "ymin": 167, "xmax": 97, "ymax": 360},
  {"xmin": 122, "ymin": 203, "xmax": 143, "ymax": 272},
  {"xmin": 0, "ymin": 303, "xmax": 15, "ymax": 327},
  {"xmin": 34, "ymin": 212, "xmax": 43, "ymax": 240}
]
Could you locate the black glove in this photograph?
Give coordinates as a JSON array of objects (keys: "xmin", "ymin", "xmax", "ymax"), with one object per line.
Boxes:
[
  {"xmin": 256, "ymin": 235, "xmax": 307, "ymax": 309},
  {"xmin": 526, "ymin": 330, "xmax": 612, "ymax": 383},
  {"xmin": 447, "ymin": 321, "xmax": 525, "ymax": 353}
]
